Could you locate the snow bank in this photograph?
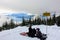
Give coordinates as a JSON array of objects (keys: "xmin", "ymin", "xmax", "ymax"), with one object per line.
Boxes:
[{"xmin": 0, "ymin": 25, "xmax": 60, "ymax": 40}]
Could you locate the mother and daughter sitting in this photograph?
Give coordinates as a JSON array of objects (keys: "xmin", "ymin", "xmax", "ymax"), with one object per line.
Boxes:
[{"xmin": 27, "ymin": 25, "xmax": 46, "ymax": 40}]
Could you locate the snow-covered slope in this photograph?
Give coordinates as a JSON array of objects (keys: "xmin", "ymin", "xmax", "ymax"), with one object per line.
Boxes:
[{"xmin": 0, "ymin": 25, "xmax": 60, "ymax": 40}]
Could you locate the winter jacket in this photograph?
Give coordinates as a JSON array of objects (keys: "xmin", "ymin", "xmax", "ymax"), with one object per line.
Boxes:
[
  {"xmin": 36, "ymin": 30, "xmax": 42, "ymax": 38},
  {"xmin": 28, "ymin": 27, "xmax": 33, "ymax": 37}
]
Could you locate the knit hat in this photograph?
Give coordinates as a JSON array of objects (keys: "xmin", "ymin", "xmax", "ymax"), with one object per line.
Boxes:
[{"xmin": 36, "ymin": 28, "xmax": 40, "ymax": 31}]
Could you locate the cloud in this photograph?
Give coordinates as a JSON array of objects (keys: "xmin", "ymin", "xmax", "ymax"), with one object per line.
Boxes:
[{"xmin": 0, "ymin": 0, "xmax": 60, "ymax": 15}]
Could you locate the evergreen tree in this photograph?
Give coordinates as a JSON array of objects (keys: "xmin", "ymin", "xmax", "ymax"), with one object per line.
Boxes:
[
  {"xmin": 22, "ymin": 17, "xmax": 26, "ymax": 26},
  {"xmin": 29, "ymin": 17, "xmax": 31, "ymax": 24},
  {"xmin": 36, "ymin": 17, "xmax": 41, "ymax": 25},
  {"xmin": 2, "ymin": 22, "xmax": 8, "ymax": 30},
  {"xmin": 2, "ymin": 19, "xmax": 16, "ymax": 30},
  {"xmin": 56, "ymin": 16, "xmax": 60, "ymax": 26},
  {"xmin": 49, "ymin": 17, "xmax": 52, "ymax": 25},
  {"xmin": 0, "ymin": 27, "xmax": 2, "ymax": 31},
  {"xmin": 47, "ymin": 17, "xmax": 52, "ymax": 25},
  {"xmin": 52, "ymin": 14, "xmax": 56, "ymax": 24},
  {"xmin": 32, "ymin": 18, "xmax": 37, "ymax": 25},
  {"xmin": 9, "ymin": 19, "xmax": 15, "ymax": 29},
  {"xmin": 41, "ymin": 19, "xmax": 44, "ymax": 24},
  {"xmin": 43, "ymin": 19, "xmax": 46, "ymax": 25},
  {"xmin": 34, "ymin": 18, "xmax": 37, "ymax": 25}
]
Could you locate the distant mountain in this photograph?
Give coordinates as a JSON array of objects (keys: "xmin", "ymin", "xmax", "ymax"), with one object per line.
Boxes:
[
  {"xmin": 6, "ymin": 13, "xmax": 35, "ymax": 24},
  {"xmin": 7, "ymin": 13, "xmax": 34, "ymax": 19}
]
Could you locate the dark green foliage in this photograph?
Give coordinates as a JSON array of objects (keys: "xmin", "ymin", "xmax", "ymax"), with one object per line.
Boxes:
[
  {"xmin": 22, "ymin": 17, "xmax": 26, "ymax": 26},
  {"xmin": 1, "ymin": 12, "xmax": 60, "ymax": 30},
  {"xmin": 32, "ymin": 18, "xmax": 37, "ymax": 25},
  {"xmin": 41, "ymin": 20, "xmax": 44, "ymax": 24},
  {"xmin": 2, "ymin": 22, "xmax": 9, "ymax": 30},
  {"xmin": 47, "ymin": 17, "xmax": 53, "ymax": 25},
  {"xmin": 56, "ymin": 16, "xmax": 60, "ymax": 26},
  {"xmin": 36, "ymin": 18, "xmax": 42, "ymax": 25},
  {"xmin": 29, "ymin": 17, "xmax": 31, "ymax": 24},
  {"xmin": 52, "ymin": 14, "xmax": 56, "ymax": 24},
  {"xmin": 21, "ymin": 17, "xmax": 33, "ymax": 26},
  {"xmin": 20, "ymin": 13, "xmax": 60, "ymax": 26},
  {"xmin": 9, "ymin": 19, "xmax": 15, "ymax": 29},
  {"xmin": 0, "ymin": 27, "xmax": 3, "ymax": 31},
  {"xmin": 31, "ymin": 17, "xmax": 42, "ymax": 25},
  {"xmin": 2, "ymin": 19, "xmax": 16, "ymax": 30},
  {"xmin": 42, "ymin": 19, "xmax": 46, "ymax": 25}
]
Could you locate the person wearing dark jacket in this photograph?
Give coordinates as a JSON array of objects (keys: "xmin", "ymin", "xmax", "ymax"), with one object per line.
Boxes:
[
  {"xmin": 36, "ymin": 28, "xmax": 43, "ymax": 40},
  {"xmin": 28, "ymin": 25, "xmax": 36, "ymax": 37},
  {"xmin": 32, "ymin": 28, "xmax": 36, "ymax": 37},
  {"xmin": 28, "ymin": 25, "xmax": 33, "ymax": 37}
]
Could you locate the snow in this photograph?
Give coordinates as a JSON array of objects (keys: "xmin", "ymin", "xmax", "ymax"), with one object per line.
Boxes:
[{"xmin": 0, "ymin": 25, "xmax": 60, "ymax": 40}]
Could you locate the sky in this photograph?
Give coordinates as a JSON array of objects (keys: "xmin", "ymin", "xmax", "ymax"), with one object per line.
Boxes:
[{"xmin": 0, "ymin": 0, "xmax": 60, "ymax": 15}]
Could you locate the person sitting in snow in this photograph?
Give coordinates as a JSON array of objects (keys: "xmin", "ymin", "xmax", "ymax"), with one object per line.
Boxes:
[
  {"xmin": 28, "ymin": 25, "xmax": 33, "ymax": 37},
  {"xmin": 36, "ymin": 28, "xmax": 43, "ymax": 40},
  {"xmin": 28, "ymin": 25, "xmax": 36, "ymax": 37},
  {"xmin": 32, "ymin": 28, "xmax": 36, "ymax": 37}
]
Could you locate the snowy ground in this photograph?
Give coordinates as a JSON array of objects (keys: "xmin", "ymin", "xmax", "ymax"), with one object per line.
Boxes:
[{"xmin": 0, "ymin": 25, "xmax": 60, "ymax": 40}]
